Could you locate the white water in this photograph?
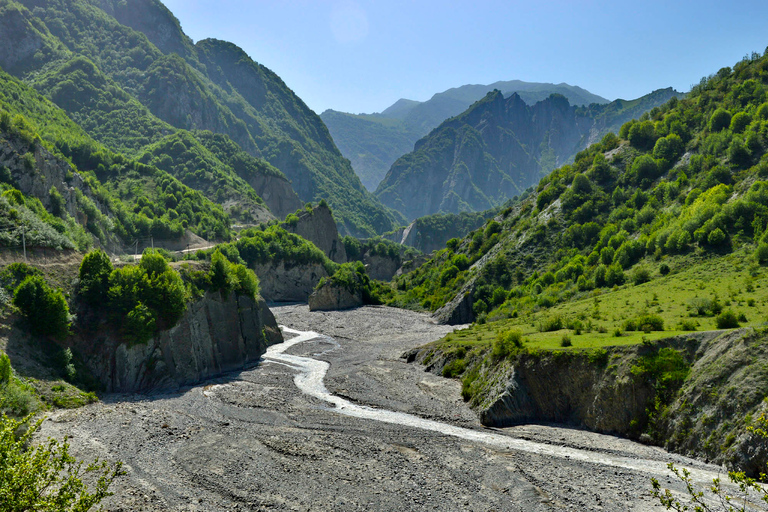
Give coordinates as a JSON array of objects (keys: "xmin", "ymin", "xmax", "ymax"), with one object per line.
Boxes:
[{"xmin": 255, "ymin": 326, "xmax": 724, "ymax": 484}]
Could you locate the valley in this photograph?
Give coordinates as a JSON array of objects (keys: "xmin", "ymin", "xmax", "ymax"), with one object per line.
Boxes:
[{"xmin": 39, "ymin": 305, "xmax": 723, "ymax": 511}]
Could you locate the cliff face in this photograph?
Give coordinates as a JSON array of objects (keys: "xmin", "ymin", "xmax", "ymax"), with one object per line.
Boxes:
[
  {"xmin": 0, "ymin": 132, "xmax": 123, "ymax": 251},
  {"xmin": 255, "ymin": 261, "xmax": 329, "ymax": 302},
  {"xmin": 247, "ymin": 173, "xmax": 303, "ymax": 220},
  {"xmin": 82, "ymin": 291, "xmax": 282, "ymax": 392},
  {"xmin": 410, "ymin": 329, "xmax": 768, "ymax": 476},
  {"xmin": 284, "ymin": 204, "xmax": 347, "ymax": 263}
]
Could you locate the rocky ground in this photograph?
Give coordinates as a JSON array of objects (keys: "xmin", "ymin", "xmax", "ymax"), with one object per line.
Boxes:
[{"xmin": 38, "ymin": 304, "xmax": 729, "ymax": 511}]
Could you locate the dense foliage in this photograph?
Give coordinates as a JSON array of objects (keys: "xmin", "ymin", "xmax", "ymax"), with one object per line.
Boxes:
[
  {"xmin": 13, "ymin": 275, "xmax": 70, "ymax": 340},
  {"xmin": 317, "ymin": 261, "xmax": 390, "ymax": 305},
  {"xmin": 4, "ymin": 0, "xmax": 401, "ymax": 236},
  {"xmin": 0, "ymin": 411, "xmax": 123, "ymax": 511},
  {"xmin": 393, "ymin": 49, "xmax": 768, "ymax": 326}
]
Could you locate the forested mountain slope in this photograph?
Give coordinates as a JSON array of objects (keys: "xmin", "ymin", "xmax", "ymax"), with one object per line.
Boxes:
[
  {"xmin": 391, "ymin": 50, "xmax": 768, "ymax": 328},
  {"xmin": 322, "ymin": 80, "xmax": 609, "ymax": 192},
  {"xmin": 0, "ymin": 0, "xmax": 400, "ymax": 235},
  {"xmin": 376, "ymin": 88, "xmax": 680, "ymax": 220}
]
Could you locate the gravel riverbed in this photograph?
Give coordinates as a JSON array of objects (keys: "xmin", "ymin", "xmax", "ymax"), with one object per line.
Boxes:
[{"xmin": 39, "ymin": 304, "xmax": 726, "ymax": 511}]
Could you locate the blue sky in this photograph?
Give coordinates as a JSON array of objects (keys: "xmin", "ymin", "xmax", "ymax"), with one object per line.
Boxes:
[{"xmin": 163, "ymin": 0, "xmax": 768, "ymax": 115}]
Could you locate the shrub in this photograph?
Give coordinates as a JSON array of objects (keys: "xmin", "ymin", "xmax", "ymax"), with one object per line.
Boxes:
[
  {"xmin": 659, "ymin": 263, "xmax": 670, "ymax": 275},
  {"xmin": 679, "ymin": 319, "xmax": 697, "ymax": 331},
  {"xmin": 442, "ymin": 358, "xmax": 467, "ymax": 378},
  {"xmin": 730, "ymin": 111, "xmax": 752, "ymax": 133},
  {"xmin": 560, "ymin": 334, "xmax": 572, "ymax": 347},
  {"xmin": 0, "ymin": 413, "xmax": 123, "ymax": 510},
  {"xmin": 624, "ymin": 314, "xmax": 664, "ymax": 332},
  {"xmin": 605, "ymin": 263, "xmax": 625, "ymax": 287},
  {"xmin": 707, "ymin": 228, "xmax": 727, "ymax": 246},
  {"xmin": 13, "ymin": 275, "xmax": 70, "ymax": 340},
  {"xmin": 709, "ymin": 108, "xmax": 732, "ymax": 132},
  {"xmin": 493, "ymin": 330, "xmax": 523, "ymax": 360},
  {"xmin": 538, "ymin": 315, "xmax": 563, "ymax": 332},
  {"xmin": 632, "ymin": 267, "xmax": 651, "ymax": 285},
  {"xmin": 0, "ymin": 353, "xmax": 10, "ymax": 385},
  {"xmin": 126, "ymin": 302, "xmax": 156, "ymax": 344},
  {"xmin": 757, "ymin": 243, "xmax": 768, "ymax": 264},
  {"xmin": 715, "ymin": 310, "xmax": 740, "ymax": 329}
]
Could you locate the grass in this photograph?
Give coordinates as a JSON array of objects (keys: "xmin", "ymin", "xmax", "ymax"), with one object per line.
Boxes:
[{"xmin": 435, "ymin": 250, "xmax": 768, "ymax": 353}]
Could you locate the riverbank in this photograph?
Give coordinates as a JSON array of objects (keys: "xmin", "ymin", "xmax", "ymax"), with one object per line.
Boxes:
[{"xmin": 37, "ymin": 304, "xmax": 723, "ymax": 511}]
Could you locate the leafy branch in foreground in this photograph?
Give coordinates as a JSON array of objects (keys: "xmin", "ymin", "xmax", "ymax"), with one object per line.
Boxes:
[
  {"xmin": 651, "ymin": 414, "xmax": 768, "ymax": 511},
  {"xmin": 0, "ymin": 411, "xmax": 124, "ymax": 511}
]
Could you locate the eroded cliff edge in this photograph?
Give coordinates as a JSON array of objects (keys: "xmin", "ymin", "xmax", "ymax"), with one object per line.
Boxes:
[{"xmin": 79, "ymin": 291, "xmax": 282, "ymax": 392}]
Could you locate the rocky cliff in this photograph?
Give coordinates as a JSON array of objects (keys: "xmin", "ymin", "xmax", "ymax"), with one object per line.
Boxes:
[
  {"xmin": 308, "ymin": 280, "xmax": 362, "ymax": 311},
  {"xmin": 0, "ymin": 131, "xmax": 123, "ymax": 252},
  {"xmin": 409, "ymin": 328, "xmax": 768, "ymax": 475},
  {"xmin": 255, "ymin": 260, "xmax": 329, "ymax": 302},
  {"xmin": 284, "ymin": 204, "xmax": 347, "ymax": 263},
  {"xmin": 82, "ymin": 291, "xmax": 282, "ymax": 392}
]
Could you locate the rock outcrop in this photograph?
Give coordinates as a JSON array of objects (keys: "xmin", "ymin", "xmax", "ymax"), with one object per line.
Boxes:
[
  {"xmin": 255, "ymin": 260, "xmax": 329, "ymax": 302},
  {"xmin": 308, "ymin": 281, "xmax": 363, "ymax": 311},
  {"xmin": 246, "ymin": 173, "xmax": 303, "ymax": 220},
  {"xmin": 284, "ymin": 204, "xmax": 347, "ymax": 263},
  {"xmin": 83, "ymin": 291, "xmax": 282, "ymax": 392},
  {"xmin": 362, "ymin": 253, "xmax": 399, "ymax": 281}
]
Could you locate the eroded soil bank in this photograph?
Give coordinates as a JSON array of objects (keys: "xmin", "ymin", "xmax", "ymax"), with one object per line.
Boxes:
[{"xmin": 38, "ymin": 305, "xmax": 723, "ymax": 511}]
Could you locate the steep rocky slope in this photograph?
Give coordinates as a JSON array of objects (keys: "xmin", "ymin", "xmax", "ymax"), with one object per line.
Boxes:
[
  {"xmin": 322, "ymin": 80, "xmax": 609, "ymax": 191},
  {"xmin": 0, "ymin": 0, "xmax": 400, "ymax": 235},
  {"xmin": 80, "ymin": 291, "xmax": 282, "ymax": 392},
  {"xmin": 376, "ymin": 88, "xmax": 680, "ymax": 219}
]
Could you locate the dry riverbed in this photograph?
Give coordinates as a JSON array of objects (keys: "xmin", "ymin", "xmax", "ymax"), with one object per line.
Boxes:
[{"xmin": 39, "ymin": 304, "xmax": 725, "ymax": 511}]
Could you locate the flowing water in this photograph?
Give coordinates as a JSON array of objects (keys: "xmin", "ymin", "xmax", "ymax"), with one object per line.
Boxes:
[{"xmin": 264, "ymin": 326, "xmax": 724, "ymax": 486}]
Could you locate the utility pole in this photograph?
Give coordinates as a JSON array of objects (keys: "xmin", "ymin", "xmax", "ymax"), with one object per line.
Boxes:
[
  {"xmin": 151, "ymin": 236, "xmax": 154, "ymax": 249},
  {"xmin": 134, "ymin": 239, "xmax": 138, "ymax": 259},
  {"xmin": 21, "ymin": 225, "xmax": 26, "ymax": 262}
]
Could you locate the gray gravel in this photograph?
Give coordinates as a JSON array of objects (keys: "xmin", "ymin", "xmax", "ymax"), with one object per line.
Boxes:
[{"xmin": 38, "ymin": 304, "xmax": 726, "ymax": 511}]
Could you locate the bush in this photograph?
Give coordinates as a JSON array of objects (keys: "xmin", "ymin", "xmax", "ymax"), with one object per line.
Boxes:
[
  {"xmin": 0, "ymin": 353, "xmax": 10, "ymax": 385},
  {"xmin": 624, "ymin": 314, "xmax": 664, "ymax": 332},
  {"xmin": 538, "ymin": 315, "xmax": 563, "ymax": 332},
  {"xmin": 659, "ymin": 263, "xmax": 670, "ymax": 275},
  {"xmin": 707, "ymin": 228, "xmax": 727, "ymax": 246},
  {"xmin": 0, "ymin": 413, "xmax": 123, "ymax": 510},
  {"xmin": 709, "ymin": 108, "xmax": 732, "ymax": 132},
  {"xmin": 730, "ymin": 111, "xmax": 752, "ymax": 133},
  {"xmin": 78, "ymin": 250, "xmax": 114, "ymax": 307},
  {"xmin": 679, "ymin": 319, "xmax": 697, "ymax": 331},
  {"xmin": 632, "ymin": 267, "xmax": 651, "ymax": 285},
  {"xmin": 560, "ymin": 334, "xmax": 572, "ymax": 347},
  {"xmin": 13, "ymin": 275, "xmax": 70, "ymax": 340},
  {"xmin": 757, "ymin": 243, "xmax": 768, "ymax": 264},
  {"xmin": 715, "ymin": 310, "xmax": 740, "ymax": 329},
  {"xmin": 126, "ymin": 302, "xmax": 156, "ymax": 344},
  {"xmin": 493, "ymin": 330, "xmax": 523, "ymax": 360}
]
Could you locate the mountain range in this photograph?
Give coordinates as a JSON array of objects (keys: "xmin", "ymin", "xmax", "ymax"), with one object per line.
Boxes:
[
  {"xmin": 322, "ymin": 80, "xmax": 610, "ymax": 191},
  {"xmin": 375, "ymin": 87, "xmax": 681, "ymax": 220}
]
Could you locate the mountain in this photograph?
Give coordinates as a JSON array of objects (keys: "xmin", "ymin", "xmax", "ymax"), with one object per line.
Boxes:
[
  {"xmin": 375, "ymin": 88, "xmax": 681, "ymax": 220},
  {"xmin": 387, "ymin": 49, "xmax": 768, "ymax": 476},
  {"xmin": 321, "ymin": 80, "xmax": 609, "ymax": 191},
  {"xmin": 0, "ymin": 0, "xmax": 401, "ymax": 236}
]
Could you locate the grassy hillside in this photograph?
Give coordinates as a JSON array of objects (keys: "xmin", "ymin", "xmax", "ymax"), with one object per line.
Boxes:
[{"xmin": 391, "ymin": 49, "xmax": 768, "ymax": 333}]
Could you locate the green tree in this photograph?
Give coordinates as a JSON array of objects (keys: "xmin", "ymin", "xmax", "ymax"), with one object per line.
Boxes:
[
  {"xmin": 709, "ymin": 108, "xmax": 732, "ymax": 132},
  {"xmin": 0, "ymin": 412, "xmax": 124, "ymax": 511},
  {"xmin": 730, "ymin": 111, "xmax": 752, "ymax": 133},
  {"xmin": 13, "ymin": 276, "xmax": 70, "ymax": 340},
  {"xmin": 78, "ymin": 250, "xmax": 114, "ymax": 307}
]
